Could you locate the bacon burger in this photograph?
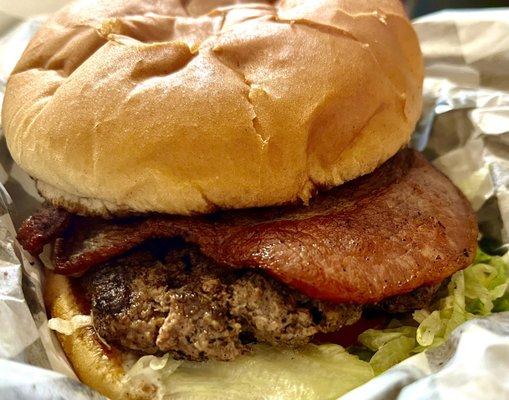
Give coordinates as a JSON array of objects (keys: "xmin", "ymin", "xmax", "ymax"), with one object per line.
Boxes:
[{"xmin": 3, "ymin": 0, "xmax": 477, "ymax": 398}]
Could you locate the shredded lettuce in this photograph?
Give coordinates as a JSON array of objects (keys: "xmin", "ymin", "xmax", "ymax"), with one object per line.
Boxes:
[
  {"xmin": 122, "ymin": 344, "xmax": 374, "ymax": 400},
  {"xmin": 48, "ymin": 315, "xmax": 92, "ymax": 335},
  {"xmin": 356, "ymin": 249, "xmax": 509, "ymax": 374}
]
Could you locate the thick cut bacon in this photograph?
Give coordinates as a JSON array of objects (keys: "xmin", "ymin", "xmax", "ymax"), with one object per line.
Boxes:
[{"xmin": 17, "ymin": 149, "xmax": 478, "ymax": 304}]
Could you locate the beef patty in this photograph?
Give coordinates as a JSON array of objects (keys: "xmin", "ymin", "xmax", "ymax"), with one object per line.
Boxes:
[
  {"xmin": 82, "ymin": 241, "xmax": 439, "ymax": 361},
  {"xmin": 82, "ymin": 242, "xmax": 362, "ymax": 361}
]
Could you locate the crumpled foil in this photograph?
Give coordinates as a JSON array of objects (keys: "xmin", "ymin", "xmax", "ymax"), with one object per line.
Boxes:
[{"xmin": 0, "ymin": 7, "xmax": 509, "ymax": 400}]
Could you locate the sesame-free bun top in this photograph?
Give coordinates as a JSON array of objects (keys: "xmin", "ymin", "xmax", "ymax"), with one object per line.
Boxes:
[{"xmin": 3, "ymin": 0, "xmax": 423, "ymax": 216}]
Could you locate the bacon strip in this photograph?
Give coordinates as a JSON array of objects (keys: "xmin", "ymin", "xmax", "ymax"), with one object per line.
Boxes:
[
  {"xmin": 17, "ymin": 206, "xmax": 71, "ymax": 256},
  {"xmin": 17, "ymin": 149, "xmax": 478, "ymax": 304}
]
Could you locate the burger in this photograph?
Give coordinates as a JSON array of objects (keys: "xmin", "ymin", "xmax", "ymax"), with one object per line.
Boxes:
[{"xmin": 3, "ymin": 0, "xmax": 478, "ymax": 399}]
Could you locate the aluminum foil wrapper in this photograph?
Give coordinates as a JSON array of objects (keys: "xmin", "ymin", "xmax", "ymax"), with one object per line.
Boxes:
[{"xmin": 0, "ymin": 8, "xmax": 509, "ymax": 400}]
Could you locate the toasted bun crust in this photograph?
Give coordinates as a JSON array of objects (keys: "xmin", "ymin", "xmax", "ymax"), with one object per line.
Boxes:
[
  {"xmin": 44, "ymin": 270, "xmax": 150, "ymax": 400},
  {"xmin": 3, "ymin": 0, "xmax": 423, "ymax": 216}
]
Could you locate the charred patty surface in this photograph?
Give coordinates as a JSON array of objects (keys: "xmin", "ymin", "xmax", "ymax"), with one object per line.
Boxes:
[{"xmin": 83, "ymin": 242, "xmax": 361, "ymax": 361}]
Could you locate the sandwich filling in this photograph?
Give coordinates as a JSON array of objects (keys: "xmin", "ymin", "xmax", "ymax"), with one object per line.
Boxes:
[
  {"xmin": 81, "ymin": 240, "xmax": 440, "ymax": 361},
  {"xmin": 83, "ymin": 241, "xmax": 361, "ymax": 361}
]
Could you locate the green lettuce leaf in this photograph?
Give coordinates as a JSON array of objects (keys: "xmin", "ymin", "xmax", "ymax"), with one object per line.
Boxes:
[
  {"xmin": 365, "ymin": 335, "xmax": 416, "ymax": 375},
  {"xmin": 359, "ymin": 326, "xmax": 417, "ymax": 351},
  {"xmin": 123, "ymin": 344, "xmax": 374, "ymax": 400}
]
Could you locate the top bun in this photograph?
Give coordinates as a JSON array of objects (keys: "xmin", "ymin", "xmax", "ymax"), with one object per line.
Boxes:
[{"xmin": 3, "ymin": 0, "xmax": 423, "ymax": 216}]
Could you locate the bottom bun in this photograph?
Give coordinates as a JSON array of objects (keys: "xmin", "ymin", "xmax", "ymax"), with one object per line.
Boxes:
[{"xmin": 44, "ymin": 270, "xmax": 153, "ymax": 400}]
